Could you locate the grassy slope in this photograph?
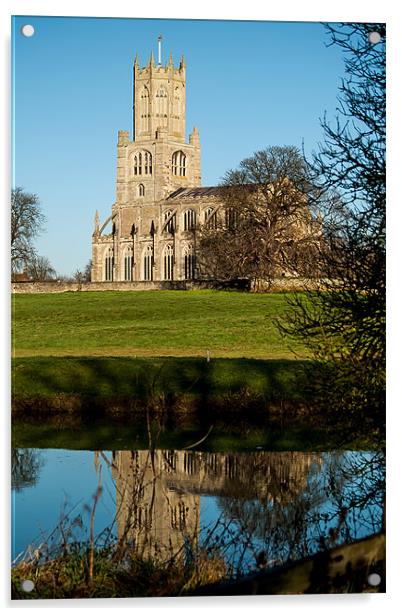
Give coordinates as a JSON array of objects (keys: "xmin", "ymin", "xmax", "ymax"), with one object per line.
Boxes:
[{"xmin": 12, "ymin": 290, "xmax": 308, "ymax": 359}]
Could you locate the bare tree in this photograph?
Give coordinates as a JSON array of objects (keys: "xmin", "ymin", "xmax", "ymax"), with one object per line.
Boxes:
[
  {"xmin": 73, "ymin": 269, "xmax": 84, "ymax": 284},
  {"xmin": 26, "ymin": 255, "xmax": 56, "ymax": 281},
  {"xmin": 11, "ymin": 187, "xmax": 45, "ymax": 273},
  {"xmin": 11, "ymin": 449, "xmax": 44, "ymax": 491},
  {"xmin": 73, "ymin": 260, "xmax": 92, "ymax": 284},
  {"xmin": 197, "ymin": 146, "xmax": 322, "ymax": 287},
  {"xmin": 282, "ymin": 24, "xmax": 385, "ymax": 430},
  {"xmin": 84, "ymin": 260, "xmax": 92, "ymax": 282}
]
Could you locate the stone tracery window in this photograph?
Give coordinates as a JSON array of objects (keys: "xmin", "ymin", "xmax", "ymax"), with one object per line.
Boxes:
[
  {"xmin": 124, "ymin": 246, "xmax": 133, "ymax": 281},
  {"xmin": 204, "ymin": 206, "xmax": 217, "ymax": 229},
  {"xmin": 164, "ymin": 210, "xmax": 176, "ymax": 234},
  {"xmin": 183, "ymin": 244, "xmax": 196, "ymax": 280},
  {"xmin": 143, "ymin": 245, "xmax": 153, "ymax": 281},
  {"xmin": 225, "ymin": 207, "xmax": 239, "ymax": 230},
  {"xmin": 104, "ymin": 246, "xmax": 114, "ymax": 281},
  {"xmin": 172, "ymin": 151, "xmax": 186, "ymax": 177},
  {"xmin": 183, "ymin": 209, "xmax": 196, "ymax": 231},
  {"xmin": 134, "ymin": 151, "xmax": 152, "ymax": 176},
  {"xmin": 163, "ymin": 244, "xmax": 174, "ymax": 280}
]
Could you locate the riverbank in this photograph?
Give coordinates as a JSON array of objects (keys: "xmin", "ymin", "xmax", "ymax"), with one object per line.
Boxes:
[
  {"xmin": 12, "ymin": 356, "xmax": 311, "ymax": 431},
  {"xmin": 12, "ymin": 355, "xmax": 384, "ymax": 450}
]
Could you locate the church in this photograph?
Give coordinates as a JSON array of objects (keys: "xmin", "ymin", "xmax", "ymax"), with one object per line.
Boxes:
[{"xmin": 91, "ymin": 47, "xmax": 224, "ymax": 283}]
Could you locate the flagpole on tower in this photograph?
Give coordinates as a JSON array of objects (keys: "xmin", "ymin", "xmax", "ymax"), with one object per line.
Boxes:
[{"xmin": 157, "ymin": 35, "xmax": 162, "ymax": 66}]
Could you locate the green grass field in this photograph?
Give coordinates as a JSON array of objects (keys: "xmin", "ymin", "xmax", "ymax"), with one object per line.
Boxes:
[
  {"xmin": 13, "ymin": 291, "xmax": 376, "ymax": 448},
  {"xmin": 12, "ymin": 290, "xmax": 313, "ymax": 405},
  {"xmin": 12, "ymin": 290, "xmax": 308, "ymax": 359}
]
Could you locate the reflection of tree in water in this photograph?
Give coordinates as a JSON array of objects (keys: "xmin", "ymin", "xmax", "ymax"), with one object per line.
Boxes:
[
  {"xmin": 320, "ymin": 451, "xmax": 385, "ymax": 543},
  {"xmin": 11, "ymin": 448, "xmax": 44, "ymax": 491},
  {"xmin": 106, "ymin": 448, "xmax": 385, "ymax": 578},
  {"xmin": 215, "ymin": 451, "xmax": 385, "ymax": 573}
]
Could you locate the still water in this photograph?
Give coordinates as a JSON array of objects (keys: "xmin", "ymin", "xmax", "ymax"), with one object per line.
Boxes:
[{"xmin": 12, "ymin": 448, "xmax": 384, "ymax": 575}]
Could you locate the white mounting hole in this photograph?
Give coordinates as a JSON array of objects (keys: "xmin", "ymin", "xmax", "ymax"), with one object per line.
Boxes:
[
  {"xmin": 21, "ymin": 579, "xmax": 35, "ymax": 592},
  {"xmin": 21, "ymin": 24, "xmax": 35, "ymax": 37},
  {"xmin": 367, "ymin": 573, "xmax": 381, "ymax": 586},
  {"xmin": 368, "ymin": 31, "xmax": 381, "ymax": 44}
]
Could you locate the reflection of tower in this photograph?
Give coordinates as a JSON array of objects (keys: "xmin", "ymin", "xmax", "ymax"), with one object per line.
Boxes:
[
  {"xmin": 111, "ymin": 449, "xmax": 323, "ymax": 564},
  {"xmin": 112, "ymin": 450, "xmax": 200, "ymax": 563}
]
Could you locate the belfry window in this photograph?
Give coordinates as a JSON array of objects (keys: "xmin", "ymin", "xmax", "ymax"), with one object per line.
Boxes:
[
  {"xmin": 155, "ymin": 87, "xmax": 168, "ymax": 125},
  {"xmin": 172, "ymin": 151, "xmax": 186, "ymax": 177},
  {"xmin": 183, "ymin": 209, "xmax": 196, "ymax": 231},
  {"xmin": 134, "ymin": 151, "xmax": 152, "ymax": 176},
  {"xmin": 139, "ymin": 87, "xmax": 150, "ymax": 132},
  {"xmin": 173, "ymin": 87, "xmax": 181, "ymax": 132},
  {"xmin": 164, "ymin": 245, "xmax": 174, "ymax": 281},
  {"xmin": 104, "ymin": 247, "xmax": 114, "ymax": 281}
]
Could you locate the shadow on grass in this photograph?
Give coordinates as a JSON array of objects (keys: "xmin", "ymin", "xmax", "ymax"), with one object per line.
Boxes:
[{"xmin": 12, "ymin": 356, "xmax": 311, "ymax": 401}]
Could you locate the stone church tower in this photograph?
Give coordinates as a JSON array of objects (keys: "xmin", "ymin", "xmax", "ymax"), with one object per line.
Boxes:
[{"xmin": 91, "ymin": 48, "xmax": 221, "ymax": 283}]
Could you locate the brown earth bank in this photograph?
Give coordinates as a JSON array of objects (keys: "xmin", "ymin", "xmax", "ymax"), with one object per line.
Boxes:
[{"xmin": 12, "ymin": 392, "xmax": 308, "ymax": 430}]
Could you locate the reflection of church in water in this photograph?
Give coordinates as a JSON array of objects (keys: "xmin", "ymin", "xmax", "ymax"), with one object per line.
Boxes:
[{"xmin": 106, "ymin": 450, "xmax": 321, "ymax": 563}]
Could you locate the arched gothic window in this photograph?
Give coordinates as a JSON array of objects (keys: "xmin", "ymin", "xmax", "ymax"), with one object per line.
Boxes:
[
  {"xmin": 204, "ymin": 207, "xmax": 217, "ymax": 230},
  {"xmin": 183, "ymin": 244, "xmax": 196, "ymax": 280},
  {"xmin": 139, "ymin": 87, "xmax": 150, "ymax": 132},
  {"xmin": 143, "ymin": 245, "xmax": 153, "ymax": 281},
  {"xmin": 134, "ymin": 151, "xmax": 152, "ymax": 176},
  {"xmin": 163, "ymin": 245, "xmax": 174, "ymax": 281},
  {"xmin": 104, "ymin": 247, "xmax": 114, "ymax": 281},
  {"xmin": 155, "ymin": 87, "xmax": 168, "ymax": 126},
  {"xmin": 138, "ymin": 184, "xmax": 145, "ymax": 197},
  {"xmin": 123, "ymin": 246, "xmax": 134, "ymax": 281},
  {"xmin": 183, "ymin": 209, "xmax": 196, "ymax": 231},
  {"xmin": 225, "ymin": 207, "xmax": 239, "ymax": 230},
  {"xmin": 173, "ymin": 87, "xmax": 181, "ymax": 132},
  {"xmin": 172, "ymin": 151, "xmax": 186, "ymax": 177},
  {"xmin": 164, "ymin": 210, "xmax": 176, "ymax": 234}
]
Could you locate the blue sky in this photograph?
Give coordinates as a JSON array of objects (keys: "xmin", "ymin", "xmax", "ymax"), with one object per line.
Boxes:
[{"xmin": 12, "ymin": 16, "xmax": 347, "ymax": 276}]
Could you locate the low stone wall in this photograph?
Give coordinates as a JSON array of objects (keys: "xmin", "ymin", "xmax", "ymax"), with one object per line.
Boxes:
[
  {"xmin": 11, "ymin": 279, "xmax": 252, "ymax": 293},
  {"xmin": 251, "ymin": 277, "xmax": 323, "ymax": 292},
  {"xmin": 11, "ymin": 278, "xmax": 321, "ymax": 294},
  {"xmin": 12, "ymin": 281, "xmax": 167, "ymax": 294}
]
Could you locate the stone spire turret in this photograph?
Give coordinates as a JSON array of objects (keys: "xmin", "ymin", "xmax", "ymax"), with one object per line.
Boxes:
[{"xmin": 94, "ymin": 210, "xmax": 100, "ymax": 234}]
